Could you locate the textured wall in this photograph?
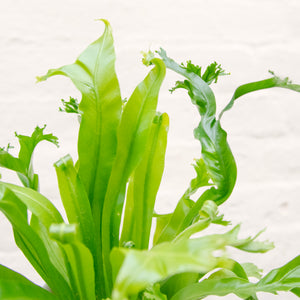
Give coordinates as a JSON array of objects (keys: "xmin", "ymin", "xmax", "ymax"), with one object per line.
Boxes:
[{"xmin": 0, "ymin": 0, "xmax": 299, "ymax": 299}]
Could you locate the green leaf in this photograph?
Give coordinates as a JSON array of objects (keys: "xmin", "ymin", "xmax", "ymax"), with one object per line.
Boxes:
[
  {"xmin": 160, "ymin": 273, "xmax": 202, "ymax": 299},
  {"xmin": 241, "ymin": 263, "xmax": 263, "ymax": 280},
  {"xmin": 142, "ymin": 283, "xmax": 167, "ymax": 300},
  {"xmin": 0, "ymin": 264, "xmax": 58, "ymax": 300},
  {"xmin": 101, "ymin": 57, "xmax": 166, "ymax": 292},
  {"xmin": 153, "ymin": 213, "xmax": 172, "ymax": 245},
  {"xmin": 50, "ymin": 223, "xmax": 96, "ymax": 300},
  {"xmin": 219, "ymin": 70, "xmax": 300, "ymax": 119},
  {"xmin": 38, "ymin": 20, "xmax": 122, "ymax": 298},
  {"xmin": 54, "ymin": 154, "xmax": 96, "ymax": 255},
  {"xmin": 120, "ymin": 112, "xmax": 169, "ymax": 249},
  {"xmin": 59, "ymin": 97, "xmax": 80, "ymax": 114},
  {"xmin": 0, "ymin": 186, "xmax": 73, "ymax": 299},
  {"xmin": 173, "ymin": 200, "xmax": 229, "ymax": 242},
  {"xmin": 0, "ymin": 125, "xmax": 58, "ymax": 190},
  {"xmin": 111, "ymin": 225, "xmax": 269, "ymax": 299},
  {"xmin": 0, "ymin": 182, "xmax": 63, "ymax": 226},
  {"xmin": 155, "ymin": 49, "xmax": 237, "ymax": 243},
  {"xmin": 172, "ymin": 60, "xmax": 228, "ymax": 87},
  {"xmin": 171, "ymin": 256, "xmax": 300, "ymax": 300},
  {"xmin": 185, "ymin": 159, "xmax": 212, "ymax": 198}
]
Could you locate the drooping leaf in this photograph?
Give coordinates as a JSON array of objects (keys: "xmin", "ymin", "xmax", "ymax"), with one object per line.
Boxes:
[
  {"xmin": 111, "ymin": 225, "xmax": 272, "ymax": 299},
  {"xmin": 0, "ymin": 264, "xmax": 58, "ymax": 300},
  {"xmin": 171, "ymin": 255, "xmax": 300, "ymax": 300},
  {"xmin": 219, "ymin": 70, "xmax": 300, "ymax": 118}
]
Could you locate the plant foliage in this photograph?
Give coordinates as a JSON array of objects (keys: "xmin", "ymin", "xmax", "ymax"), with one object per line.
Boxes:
[{"xmin": 0, "ymin": 20, "xmax": 299, "ymax": 300}]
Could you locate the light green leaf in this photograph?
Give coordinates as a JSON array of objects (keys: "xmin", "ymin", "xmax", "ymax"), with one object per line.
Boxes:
[
  {"xmin": 111, "ymin": 225, "xmax": 269, "ymax": 299},
  {"xmin": 241, "ymin": 263, "xmax": 263, "ymax": 279},
  {"xmin": 0, "ymin": 186, "xmax": 73, "ymax": 299},
  {"xmin": 101, "ymin": 57, "xmax": 166, "ymax": 292},
  {"xmin": 142, "ymin": 283, "xmax": 167, "ymax": 300},
  {"xmin": 171, "ymin": 255, "xmax": 300, "ymax": 300},
  {"xmin": 0, "ymin": 125, "xmax": 58, "ymax": 190},
  {"xmin": 173, "ymin": 200, "xmax": 229, "ymax": 242},
  {"xmin": 0, "ymin": 264, "xmax": 58, "ymax": 300},
  {"xmin": 0, "ymin": 182, "xmax": 63, "ymax": 226},
  {"xmin": 38, "ymin": 20, "xmax": 122, "ymax": 298},
  {"xmin": 185, "ymin": 159, "xmax": 212, "ymax": 198},
  {"xmin": 120, "ymin": 112, "xmax": 169, "ymax": 249},
  {"xmin": 50, "ymin": 223, "xmax": 96, "ymax": 300},
  {"xmin": 54, "ymin": 154, "xmax": 96, "ymax": 255}
]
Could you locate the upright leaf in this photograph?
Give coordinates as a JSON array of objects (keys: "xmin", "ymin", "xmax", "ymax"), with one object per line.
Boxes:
[
  {"xmin": 120, "ymin": 112, "xmax": 169, "ymax": 249},
  {"xmin": 54, "ymin": 154, "xmax": 96, "ymax": 256},
  {"xmin": 101, "ymin": 57, "xmax": 166, "ymax": 293},
  {"xmin": 38, "ymin": 20, "xmax": 122, "ymax": 298},
  {"xmin": 50, "ymin": 224, "xmax": 96, "ymax": 300}
]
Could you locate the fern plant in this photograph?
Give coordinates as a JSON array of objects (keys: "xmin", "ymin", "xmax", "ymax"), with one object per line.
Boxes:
[{"xmin": 0, "ymin": 20, "xmax": 299, "ymax": 300}]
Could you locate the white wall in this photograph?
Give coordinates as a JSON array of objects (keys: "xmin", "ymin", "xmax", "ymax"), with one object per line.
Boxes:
[{"xmin": 0, "ymin": 0, "xmax": 299, "ymax": 299}]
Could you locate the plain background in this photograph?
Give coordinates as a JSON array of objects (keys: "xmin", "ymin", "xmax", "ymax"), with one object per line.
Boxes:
[{"xmin": 0, "ymin": 0, "xmax": 299, "ymax": 299}]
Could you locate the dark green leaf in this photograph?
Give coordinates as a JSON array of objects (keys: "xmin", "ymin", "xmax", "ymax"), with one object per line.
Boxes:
[{"xmin": 155, "ymin": 49, "xmax": 237, "ymax": 243}]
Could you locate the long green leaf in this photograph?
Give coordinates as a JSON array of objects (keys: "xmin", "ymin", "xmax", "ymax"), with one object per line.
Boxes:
[
  {"xmin": 155, "ymin": 49, "xmax": 236, "ymax": 242},
  {"xmin": 37, "ymin": 20, "xmax": 122, "ymax": 298},
  {"xmin": 171, "ymin": 256, "xmax": 300, "ymax": 300},
  {"xmin": 0, "ymin": 182, "xmax": 68, "ymax": 280},
  {"xmin": 219, "ymin": 71, "xmax": 300, "ymax": 118},
  {"xmin": 0, "ymin": 186, "xmax": 73, "ymax": 299},
  {"xmin": 0, "ymin": 264, "xmax": 58, "ymax": 300},
  {"xmin": 50, "ymin": 223, "xmax": 96, "ymax": 300},
  {"xmin": 120, "ymin": 112, "xmax": 169, "ymax": 249},
  {"xmin": 54, "ymin": 154, "xmax": 96, "ymax": 255},
  {"xmin": 30, "ymin": 215, "xmax": 69, "ymax": 284},
  {"xmin": 101, "ymin": 57, "xmax": 166, "ymax": 293}
]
